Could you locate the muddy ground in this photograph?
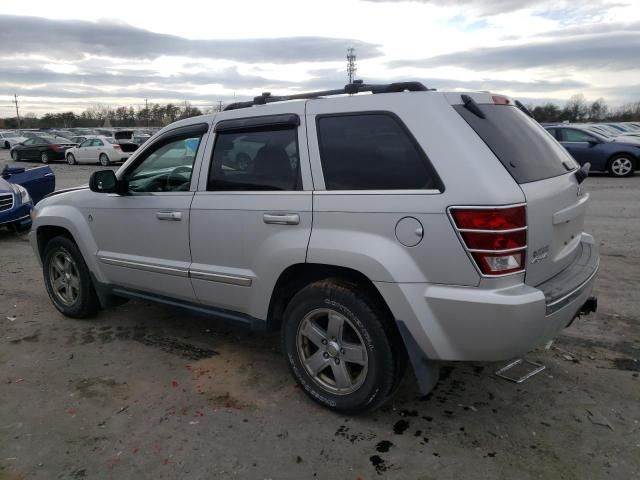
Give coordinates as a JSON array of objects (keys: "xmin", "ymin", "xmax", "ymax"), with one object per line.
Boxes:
[{"xmin": 1, "ymin": 152, "xmax": 638, "ymax": 479}]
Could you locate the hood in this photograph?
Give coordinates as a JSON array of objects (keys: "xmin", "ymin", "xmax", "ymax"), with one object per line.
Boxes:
[
  {"xmin": 613, "ymin": 135, "xmax": 640, "ymax": 145},
  {"xmin": 0, "ymin": 175, "xmax": 15, "ymax": 194}
]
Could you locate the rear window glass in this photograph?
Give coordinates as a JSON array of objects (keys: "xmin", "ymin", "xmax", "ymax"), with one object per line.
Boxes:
[
  {"xmin": 454, "ymin": 104, "xmax": 575, "ymax": 183},
  {"xmin": 317, "ymin": 114, "xmax": 441, "ymax": 190}
]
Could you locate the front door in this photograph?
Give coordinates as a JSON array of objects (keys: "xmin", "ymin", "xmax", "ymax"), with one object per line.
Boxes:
[
  {"xmin": 76, "ymin": 139, "xmax": 92, "ymax": 162},
  {"xmin": 559, "ymin": 128, "xmax": 601, "ymax": 167},
  {"xmin": 190, "ymin": 105, "xmax": 313, "ymax": 321},
  {"xmin": 89, "ymin": 123, "xmax": 210, "ymax": 301}
]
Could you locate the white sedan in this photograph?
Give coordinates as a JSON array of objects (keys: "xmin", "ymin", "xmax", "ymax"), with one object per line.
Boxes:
[
  {"xmin": 65, "ymin": 136, "xmax": 131, "ymax": 166},
  {"xmin": 0, "ymin": 131, "xmax": 27, "ymax": 149}
]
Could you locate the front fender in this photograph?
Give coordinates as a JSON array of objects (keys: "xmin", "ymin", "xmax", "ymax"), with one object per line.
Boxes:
[{"xmin": 31, "ymin": 202, "xmax": 107, "ymax": 284}]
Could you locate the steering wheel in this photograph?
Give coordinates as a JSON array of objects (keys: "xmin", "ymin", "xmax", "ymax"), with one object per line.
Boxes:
[{"xmin": 165, "ymin": 165, "xmax": 192, "ymax": 191}]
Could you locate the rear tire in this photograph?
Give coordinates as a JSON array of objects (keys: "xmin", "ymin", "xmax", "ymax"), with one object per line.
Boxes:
[
  {"xmin": 40, "ymin": 151, "xmax": 50, "ymax": 164},
  {"xmin": 11, "ymin": 150, "xmax": 19, "ymax": 161},
  {"xmin": 67, "ymin": 153, "xmax": 77, "ymax": 165},
  {"xmin": 608, "ymin": 155, "xmax": 635, "ymax": 177},
  {"xmin": 282, "ymin": 279, "xmax": 403, "ymax": 414},
  {"xmin": 99, "ymin": 154, "xmax": 111, "ymax": 166},
  {"xmin": 43, "ymin": 236, "xmax": 99, "ymax": 318}
]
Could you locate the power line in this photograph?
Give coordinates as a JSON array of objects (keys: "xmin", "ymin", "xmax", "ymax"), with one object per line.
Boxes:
[{"xmin": 347, "ymin": 47, "xmax": 357, "ymax": 85}]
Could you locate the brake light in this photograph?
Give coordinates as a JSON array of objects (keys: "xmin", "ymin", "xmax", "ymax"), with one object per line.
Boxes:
[
  {"xmin": 51, "ymin": 144, "xmax": 64, "ymax": 152},
  {"xmin": 450, "ymin": 205, "xmax": 527, "ymax": 276},
  {"xmin": 492, "ymin": 95, "xmax": 511, "ymax": 105},
  {"xmin": 113, "ymin": 144, "xmax": 121, "ymax": 149}
]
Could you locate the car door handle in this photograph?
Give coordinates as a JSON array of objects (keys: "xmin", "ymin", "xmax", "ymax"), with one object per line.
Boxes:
[
  {"xmin": 263, "ymin": 213, "xmax": 300, "ymax": 225},
  {"xmin": 156, "ymin": 211, "xmax": 182, "ymax": 221}
]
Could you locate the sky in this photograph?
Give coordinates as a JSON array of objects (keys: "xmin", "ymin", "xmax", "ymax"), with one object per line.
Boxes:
[{"xmin": 0, "ymin": 0, "xmax": 639, "ymax": 116}]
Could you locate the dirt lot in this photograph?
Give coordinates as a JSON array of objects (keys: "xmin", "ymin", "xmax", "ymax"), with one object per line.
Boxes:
[{"xmin": 1, "ymin": 150, "xmax": 639, "ymax": 480}]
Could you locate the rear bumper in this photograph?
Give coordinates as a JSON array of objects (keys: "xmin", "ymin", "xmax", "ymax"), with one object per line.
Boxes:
[{"xmin": 377, "ymin": 234, "xmax": 599, "ymax": 362}]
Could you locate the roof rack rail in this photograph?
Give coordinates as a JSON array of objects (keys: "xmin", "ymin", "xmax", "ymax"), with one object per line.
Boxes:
[{"xmin": 223, "ymin": 80, "xmax": 433, "ymax": 111}]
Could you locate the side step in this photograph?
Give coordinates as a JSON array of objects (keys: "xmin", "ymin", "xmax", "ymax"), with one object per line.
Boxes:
[{"xmin": 495, "ymin": 358, "xmax": 545, "ymax": 383}]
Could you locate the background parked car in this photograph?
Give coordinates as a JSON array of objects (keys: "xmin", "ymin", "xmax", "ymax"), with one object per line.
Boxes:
[
  {"xmin": 10, "ymin": 135, "xmax": 76, "ymax": 164},
  {"xmin": 0, "ymin": 131, "xmax": 27, "ymax": 149},
  {"xmin": 65, "ymin": 136, "xmax": 133, "ymax": 166},
  {"xmin": 0, "ymin": 164, "xmax": 55, "ymax": 232},
  {"xmin": 545, "ymin": 125, "xmax": 640, "ymax": 177}
]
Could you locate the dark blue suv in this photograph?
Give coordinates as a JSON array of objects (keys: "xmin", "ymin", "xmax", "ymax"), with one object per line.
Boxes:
[{"xmin": 545, "ymin": 126, "xmax": 640, "ymax": 177}]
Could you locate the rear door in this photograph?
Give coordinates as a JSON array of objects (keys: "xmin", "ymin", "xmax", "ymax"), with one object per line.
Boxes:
[
  {"xmin": 453, "ymin": 97, "xmax": 589, "ymax": 286},
  {"xmin": 190, "ymin": 105, "xmax": 313, "ymax": 320}
]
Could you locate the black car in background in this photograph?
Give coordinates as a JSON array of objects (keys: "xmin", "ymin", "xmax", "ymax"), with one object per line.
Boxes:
[{"xmin": 10, "ymin": 135, "xmax": 76, "ymax": 164}]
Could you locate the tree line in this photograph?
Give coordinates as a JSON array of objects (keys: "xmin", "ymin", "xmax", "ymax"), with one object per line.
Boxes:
[
  {"xmin": 1, "ymin": 95, "xmax": 640, "ymax": 129},
  {"xmin": 527, "ymin": 95, "xmax": 640, "ymax": 123},
  {"xmin": 0, "ymin": 102, "xmax": 212, "ymax": 129}
]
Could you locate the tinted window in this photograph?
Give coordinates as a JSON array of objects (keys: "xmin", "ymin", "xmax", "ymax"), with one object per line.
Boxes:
[
  {"xmin": 79, "ymin": 140, "xmax": 92, "ymax": 147},
  {"xmin": 126, "ymin": 135, "xmax": 202, "ymax": 193},
  {"xmin": 316, "ymin": 114, "xmax": 440, "ymax": 190},
  {"xmin": 93, "ymin": 139, "xmax": 104, "ymax": 146},
  {"xmin": 22, "ymin": 138, "xmax": 35, "ymax": 145},
  {"xmin": 208, "ymin": 127, "xmax": 299, "ymax": 191},
  {"xmin": 561, "ymin": 129, "xmax": 595, "ymax": 142},
  {"xmin": 455, "ymin": 104, "xmax": 574, "ymax": 183}
]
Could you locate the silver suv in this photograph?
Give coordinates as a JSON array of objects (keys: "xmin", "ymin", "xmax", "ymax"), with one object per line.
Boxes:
[{"xmin": 30, "ymin": 82, "xmax": 599, "ymax": 413}]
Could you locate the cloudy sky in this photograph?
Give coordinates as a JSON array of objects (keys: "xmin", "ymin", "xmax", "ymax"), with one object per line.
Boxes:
[{"xmin": 1, "ymin": 0, "xmax": 639, "ymax": 116}]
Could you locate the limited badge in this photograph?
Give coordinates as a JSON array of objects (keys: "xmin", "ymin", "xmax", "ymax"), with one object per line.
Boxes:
[{"xmin": 531, "ymin": 246, "xmax": 550, "ymax": 264}]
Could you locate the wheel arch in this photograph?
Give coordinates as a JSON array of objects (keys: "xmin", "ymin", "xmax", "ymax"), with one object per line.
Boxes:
[{"xmin": 267, "ymin": 263, "xmax": 395, "ymax": 332}]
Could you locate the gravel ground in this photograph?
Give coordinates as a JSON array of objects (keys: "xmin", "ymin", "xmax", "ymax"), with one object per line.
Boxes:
[{"xmin": 1, "ymin": 151, "xmax": 639, "ymax": 480}]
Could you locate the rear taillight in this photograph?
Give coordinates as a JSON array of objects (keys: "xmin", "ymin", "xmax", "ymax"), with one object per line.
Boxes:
[
  {"xmin": 113, "ymin": 144, "xmax": 121, "ymax": 150},
  {"xmin": 450, "ymin": 205, "xmax": 527, "ymax": 276},
  {"xmin": 51, "ymin": 144, "xmax": 64, "ymax": 152}
]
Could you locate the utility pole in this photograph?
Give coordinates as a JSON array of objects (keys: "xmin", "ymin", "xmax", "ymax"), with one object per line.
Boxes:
[
  {"xmin": 347, "ymin": 47, "xmax": 357, "ymax": 85},
  {"xmin": 13, "ymin": 94, "xmax": 21, "ymax": 129},
  {"xmin": 216, "ymin": 100, "xmax": 224, "ymax": 112},
  {"xmin": 144, "ymin": 98, "xmax": 149, "ymax": 127}
]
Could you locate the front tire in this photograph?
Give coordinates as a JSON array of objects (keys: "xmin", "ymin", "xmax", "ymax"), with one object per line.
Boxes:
[
  {"xmin": 99, "ymin": 154, "xmax": 111, "ymax": 166},
  {"xmin": 282, "ymin": 279, "xmax": 403, "ymax": 414},
  {"xmin": 40, "ymin": 151, "xmax": 50, "ymax": 164},
  {"xmin": 43, "ymin": 236, "xmax": 99, "ymax": 318},
  {"xmin": 11, "ymin": 150, "xmax": 19, "ymax": 161},
  {"xmin": 608, "ymin": 155, "xmax": 635, "ymax": 177},
  {"xmin": 67, "ymin": 153, "xmax": 77, "ymax": 165}
]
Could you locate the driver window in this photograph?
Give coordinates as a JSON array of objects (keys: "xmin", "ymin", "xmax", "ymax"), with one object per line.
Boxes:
[
  {"xmin": 125, "ymin": 135, "xmax": 202, "ymax": 193},
  {"xmin": 562, "ymin": 129, "xmax": 594, "ymax": 143},
  {"xmin": 80, "ymin": 140, "xmax": 92, "ymax": 148}
]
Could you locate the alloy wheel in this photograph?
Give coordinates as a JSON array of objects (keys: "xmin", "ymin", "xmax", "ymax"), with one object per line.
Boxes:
[
  {"xmin": 610, "ymin": 157, "xmax": 633, "ymax": 177},
  {"xmin": 48, "ymin": 250, "xmax": 81, "ymax": 306},
  {"xmin": 296, "ymin": 308, "xmax": 368, "ymax": 395}
]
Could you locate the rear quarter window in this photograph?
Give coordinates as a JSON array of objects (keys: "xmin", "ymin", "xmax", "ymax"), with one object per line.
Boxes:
[
  {"xmin": 455, "ymin": 104, "xmax": 574, "ymax": 183},
  {"xmin": 316, "ymin": 113, "xmax": 442, "ymax": 191}
]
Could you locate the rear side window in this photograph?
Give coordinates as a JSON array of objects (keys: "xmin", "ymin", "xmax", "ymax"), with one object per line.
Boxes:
[
  {"xmin": 455, "ymin": 104, "xmax": 574, "ymax": 183},
  {"xmin": 208, "ymin": 127, "xmax": 299, "ymax": 191},
  {"xmin": 316, "ymin": 113, "xmax": 441, "ymax": 191}
]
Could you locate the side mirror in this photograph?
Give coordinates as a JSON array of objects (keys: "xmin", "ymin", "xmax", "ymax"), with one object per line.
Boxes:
[
  {"xmin": 89, "ymin": 170, "xmax": 119, "ymax": 193},
  {"xmin": 588, "ymin": 139, "xmax": 601, "ymax": 146}
]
